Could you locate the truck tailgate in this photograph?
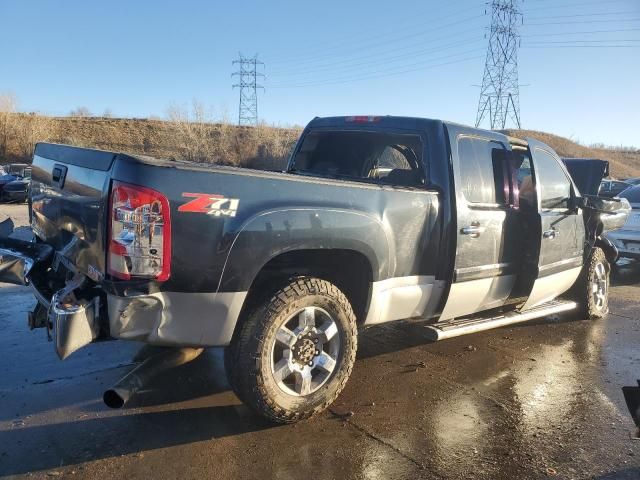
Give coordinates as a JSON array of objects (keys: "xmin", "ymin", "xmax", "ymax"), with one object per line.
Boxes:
[{"xmin": 30, "ymin": 143, "xmax": 116, "ymax": 278}]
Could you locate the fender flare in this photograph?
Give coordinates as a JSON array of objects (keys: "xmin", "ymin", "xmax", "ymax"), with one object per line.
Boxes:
[
  {"xmin": 216, "ymin": 208, "xmax": 393, "ymax": 293},
  {"xmin": 594, "ymin": 235, "xmax": 618, "ymax": 265}
]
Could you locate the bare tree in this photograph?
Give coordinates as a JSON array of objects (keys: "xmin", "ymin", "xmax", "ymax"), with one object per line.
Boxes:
[
  {"xmin": 14, "ymin": 113, "xmax": 56, "ymax": 159},
  {"xmin": 70, "ymin": 106, "xmax": 92, "ymax": 117},
  {"xmin": 165, "ymin": 100, "xmax": 217, "ymax": 163},
  {"xmin": 0, "ymin": 93, "xmax": 18, "ymax": 160},
  {"xmin": 102, "ymin": 109, "xmax": 113, "ymax": 118}
]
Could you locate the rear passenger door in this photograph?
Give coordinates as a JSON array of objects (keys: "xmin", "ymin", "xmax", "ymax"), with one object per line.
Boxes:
[
  {"xmin": 520, "ymin": 138, "xmax": 585, "ymax": 309},
  {"xmin": 439, "ymin": 126, "xmax": 519, "ymax": 320}
]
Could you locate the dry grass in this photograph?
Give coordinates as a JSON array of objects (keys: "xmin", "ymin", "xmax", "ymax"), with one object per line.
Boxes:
[
  {"xmin": 0, "ymin": 111, "xmax": 637, "ymax": 178},
  {"xmin": 503, "ymin": 129, "xmax": 640, "ymax": 179},
  {"xmin": 0, "ymin": 112, "xmax": 302, "ymax": 171}
]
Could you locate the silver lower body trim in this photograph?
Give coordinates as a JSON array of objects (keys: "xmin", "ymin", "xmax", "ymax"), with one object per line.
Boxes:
[
  {"xmin": 107, "ymin": 291, "xmax": 247, "ymax": 347},
  {"xmin": 521, "ymin": 266, "xmax": 582, "ymax": 310},
  {"xmin": 364, "ymin": 275, "xmax": 445, "ymax": 325},
  {"xmin": 439, "ymin": 274, "xmax": 516, "ymax": 321}
]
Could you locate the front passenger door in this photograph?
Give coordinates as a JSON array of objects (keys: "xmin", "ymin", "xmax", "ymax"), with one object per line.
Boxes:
[{"xmin": 521, "ymin": 138, "xmax": 585, "ymax": 309}]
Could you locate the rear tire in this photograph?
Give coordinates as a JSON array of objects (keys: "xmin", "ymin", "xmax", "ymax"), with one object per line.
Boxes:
[
  {"xmin": 573, "ymin": 247, "xmax": 609, "ymax": 319},
  {"xmin": 229, "ymin": 277, "xmax": 357, "ymax": 423}
]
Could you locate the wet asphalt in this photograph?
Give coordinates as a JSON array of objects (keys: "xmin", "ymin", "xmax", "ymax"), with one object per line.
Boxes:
[{"xmin": 1, "ymin": 203, "xmax": 639, "ymax": 479}]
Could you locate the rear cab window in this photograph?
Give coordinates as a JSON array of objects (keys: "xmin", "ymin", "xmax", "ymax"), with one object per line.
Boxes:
[{"xmin": 290, "ymin": 130, "xmax": 426, "ymax": 188}]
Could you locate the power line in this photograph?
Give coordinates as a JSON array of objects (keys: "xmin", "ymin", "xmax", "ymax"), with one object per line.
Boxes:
[
  {"xmin": 476, "ymin": 0, "xmax": 523, "ymax": 130},
  {"xmin": 268, "ymin": 55, "xmax": 484, "ymax": 89},
  {"xmin": 524, "ymin": 17, "xmax": 640, "ymax": 26},
  {"xmin": 524, "ymin": 39, "xmax": 640, "ymax": 44},
  {"xmin": 268, "ymin": 30, "xmax": 485, "ymax": 76},
  {"xmin": 522, "ymin": 0, "xmax": 635, "ymax": 12},
  {"xmin": 522, "ymin": 27, "xmax": 640, "ymax": 37},
  {"xmin": 267, "ymin": 4, "xmax": 483, "ymax": 64},
  {"xmin": 232, "ymin": 54, "xmax": 265, "ymax": 126},
  {"xmin": 268, "ymin": 36, "xmax": 485, "ymax": 79},
  {"xmin": 525, "ymin": 10, "xmax": 639, "ymax": 20},
  {"xmin": 268, "ymin": 13, "xmax": 485, "ymax": 67},
  {"xmin": 268, "ymin": 48, "xmax": 485, "ymax": 87},
  {"xmin": 270, "ymin": 26, "xmax": 640, "ymax": 81},
  {"xmin": 523, "ymin": 44, "xmax": 640, "ymax": 48}
]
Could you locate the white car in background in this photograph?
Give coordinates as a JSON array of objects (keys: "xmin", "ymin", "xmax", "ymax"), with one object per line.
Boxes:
[{"xmin": 606, "ymin": 185, "xmax": 640, "ymax": 260}]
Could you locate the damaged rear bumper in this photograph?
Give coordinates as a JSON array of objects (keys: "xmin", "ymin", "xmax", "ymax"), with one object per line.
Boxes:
[
  {"xmin": 1, "ymin": 236, "xmax": 247, "ymax": 359},
  {"xmin": 0, "ymin": 237, "xmax": 99, "ymax": 359},
  {"xmin": 0, "ymin": 237, "xmax": 53, "ymax": 286},
  {"xmin": 107, "ymin": 290, "xmax": 247, "ymax": 347}
]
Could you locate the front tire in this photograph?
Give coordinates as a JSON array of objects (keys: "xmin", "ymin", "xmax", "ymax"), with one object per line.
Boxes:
[
  {"xmin": 230, "ymin": 277, "xmax": 357, "ymax": 423},
  {"xmin": 574, "ymin": 247, "xmax": 610, "ymax": 319}
]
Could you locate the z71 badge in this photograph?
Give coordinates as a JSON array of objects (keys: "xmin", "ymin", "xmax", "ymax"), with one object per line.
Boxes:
[{"xmin": 178, "ymin": 193, "xmax": 240, "ymax": 217}]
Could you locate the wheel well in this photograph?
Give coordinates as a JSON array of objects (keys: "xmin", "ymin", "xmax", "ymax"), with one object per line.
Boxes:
[
  {"xmin": 595, "ymin": 237, "xmax": 618, "ymax": 266},
  {"xmin": 240, "ymin": 249, "xmax": 373, "ymax": 326}
]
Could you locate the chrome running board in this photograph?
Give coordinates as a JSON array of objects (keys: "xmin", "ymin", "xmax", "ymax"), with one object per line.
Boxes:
[{"xmin": 424, "ymin": 300, "xmax": 577, "ymax": 341}]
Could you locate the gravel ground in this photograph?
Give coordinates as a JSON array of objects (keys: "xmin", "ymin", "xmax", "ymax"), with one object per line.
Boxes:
[{"xmin": 1, "ymin": 203, "xmax": 639, "ymax": 479}]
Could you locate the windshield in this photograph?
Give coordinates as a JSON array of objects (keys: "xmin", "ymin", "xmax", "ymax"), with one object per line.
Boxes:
[{"xmin": 8, "ymin": 165, "xmax": 27, "ymax": 176}]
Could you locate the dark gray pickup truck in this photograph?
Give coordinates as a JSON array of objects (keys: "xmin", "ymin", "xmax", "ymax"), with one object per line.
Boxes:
[{"xmin": 0, "ymin": 116, "xmax": 630, "ymax": 423}]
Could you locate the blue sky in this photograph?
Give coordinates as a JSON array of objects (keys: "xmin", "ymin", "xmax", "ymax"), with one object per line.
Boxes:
[{"xmin": 1, "ymin": 0, "xmax": 639, "ymax": 146}]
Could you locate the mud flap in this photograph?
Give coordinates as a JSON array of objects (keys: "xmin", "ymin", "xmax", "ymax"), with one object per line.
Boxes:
[
  {"xmin": 0, "ymin": 237, "xmax": 53, "ymax": 285},
  {"xmin": 622, "ymin": 382, "xmax": 640, "ymax": 434}
]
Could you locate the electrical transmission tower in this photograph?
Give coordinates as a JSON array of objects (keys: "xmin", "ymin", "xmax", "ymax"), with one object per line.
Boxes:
[
  {"xmin": 475, "ymin": 0, "xmax": 522, "ymax": 130},
  {"xmin": 232, "ymin": 54, "xmax": 265, "ymax": 126}
]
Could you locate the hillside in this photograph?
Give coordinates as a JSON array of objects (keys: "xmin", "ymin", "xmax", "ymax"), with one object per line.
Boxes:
[
  {"xmin": 1, "ymin": 114, "xmax": 638, "ymax": 178},
  {"xmin": 0, "ymin": 114, "xmax": 301, "ymax": 171},
  {"xmin": 503, "ymin": 129, "xmax": 640, "ymax": 179}
]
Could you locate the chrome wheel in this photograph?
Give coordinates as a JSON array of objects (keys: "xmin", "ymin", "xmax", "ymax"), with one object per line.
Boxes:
[
  {"xmin": 270, "ymin": 306, "xmax": 340, "ymax": 397},
  {"xmin": 591, "ymin": 261, "xmax": 607, "ymax": 310}
]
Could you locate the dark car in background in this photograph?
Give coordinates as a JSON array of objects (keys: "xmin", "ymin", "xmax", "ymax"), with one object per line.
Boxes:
[
  {"xmin": 623, "ymin": 177, "xmax": 640, "ymax": 186},
  {"xmin": 0, "ymin": 172, "xmax": 18, "ymax": 196},
  {"xmin": 2, "ymin": 168, "xmax": 32, "ymax": 202},
  {"xmin": 0, "ymin": 163, "xmax": 31, "ymax": 202},
  {"xmin": 599, "ymin": 179, "xmax": 632, "ymax": 198}
]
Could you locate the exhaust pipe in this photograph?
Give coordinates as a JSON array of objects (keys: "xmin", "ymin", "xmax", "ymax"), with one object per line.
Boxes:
[{"xmin": 104, "ymin": 347, "xmax": 204, "ymax": 408}]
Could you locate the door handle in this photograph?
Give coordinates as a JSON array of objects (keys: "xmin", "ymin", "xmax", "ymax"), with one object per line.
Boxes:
[
  {"xmin": 543, "ymin": 229, "xmax": 559, "ymax": 239},
  {"xmin": 461, "ymin": 224, "xmax": 485, "ymax": 238}
]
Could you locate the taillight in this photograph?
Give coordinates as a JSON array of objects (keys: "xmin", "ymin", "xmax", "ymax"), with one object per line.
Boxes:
[{"xmin": 108, "ymin": 181, "xmax": 171, "ymax": 281}]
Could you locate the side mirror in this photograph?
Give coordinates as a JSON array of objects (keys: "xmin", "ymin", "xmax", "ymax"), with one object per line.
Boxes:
[
  {"xmin": 567, "ymin": 185, "xmax": 585, "ymax": 213},
  {"xmin": 568, "ymin": 189, "xmax": 584, "ymax": 213}
]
